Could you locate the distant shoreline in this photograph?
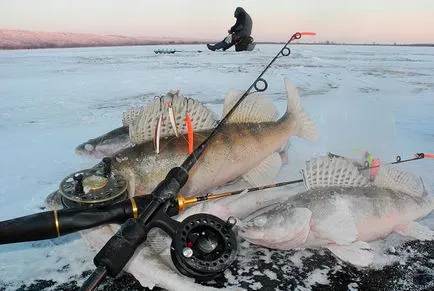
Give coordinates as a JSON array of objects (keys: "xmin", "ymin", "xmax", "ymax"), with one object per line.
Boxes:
[
  {"xmin": 1, "ymin": 28, "xmax": 432, "ymax": 50},
  {"xmin": 0, "ymin": 41, "xmax": 205, "ymax": 51},
  {"xmin": 1, "ymin": 41, "xmax": 433, "ymax": 51}
]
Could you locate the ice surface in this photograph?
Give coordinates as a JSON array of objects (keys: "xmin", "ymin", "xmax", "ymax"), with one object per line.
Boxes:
[{"xmin": 0, "ymin": 43, "xmax": 433, "ymax": 290}]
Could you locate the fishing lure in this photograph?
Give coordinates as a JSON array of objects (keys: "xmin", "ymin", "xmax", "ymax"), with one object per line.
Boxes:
[
  {"xmin": 185, "ymin": 99, "xmax": 194, "ymax": 154},
  {"xmin": 154, "ymin": 98, "xmax": 163, "ymax": 154},
  {"xmin": 168, "ymin": 90, "xmax": 179, "ymax": 137}
]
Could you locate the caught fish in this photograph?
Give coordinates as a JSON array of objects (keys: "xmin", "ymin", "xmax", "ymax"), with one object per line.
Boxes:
[
  {"xmin": 75, "ymin": 90, "xmax": 219, "ymax": 158},
  {"xmin": 75, "ymin": 90, "xmax": 291, "ymax": 163},
  {"xmin": 112, "ymin": 78, "xmax": 318, "ymax": 196},
  {"xmin": 238, "ymin": 156, "xmax": 434, "ymax": 267}
]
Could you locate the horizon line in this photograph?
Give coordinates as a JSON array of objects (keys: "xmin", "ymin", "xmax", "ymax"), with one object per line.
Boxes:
[
  {"xmin": 1, "ymin": 28, "xmax": 433, "ymax": 51},
  {"xmin": 1, "ymin": 27, "xmax": 433, "ymax": 45}
]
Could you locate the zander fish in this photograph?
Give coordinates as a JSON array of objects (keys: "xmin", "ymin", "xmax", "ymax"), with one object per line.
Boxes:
[
  {"xmin": 238, "ymin": 156, "xmax": 434, "ymax": 267},
  {"xmin": 111, "ymin": 78, "xmax": 318, "ymax": 196}
]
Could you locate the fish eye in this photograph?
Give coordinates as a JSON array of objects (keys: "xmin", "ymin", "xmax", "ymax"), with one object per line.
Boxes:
[
  {"xmin": 84, "ymin": 144, "xmax": 94, "ymax": 151},
  {"xmin": 253, "ymin": 215, "xmax": 267, "ymax": 227}
]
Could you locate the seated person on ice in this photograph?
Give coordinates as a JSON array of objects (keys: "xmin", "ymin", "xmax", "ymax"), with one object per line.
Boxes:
[{"xmin": 207, "ymin": 7, "xmax": 255, "ymax": 52}]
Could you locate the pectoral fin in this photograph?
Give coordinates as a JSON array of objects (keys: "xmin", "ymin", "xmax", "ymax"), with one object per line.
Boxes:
[
  {"xmin": 242, "ymin": 152, "xmax": 282, "ymax": 187},
  {"xmin": 394, "ymin": 221, "xmax": 434, "ymax": 241},
  {"xmin": 326, "ymin": 241, "xmax": 374, "ymax": 267},
  {"xmin": 278, "ymin": 140, "xmax": 290, "ymax": 165}
]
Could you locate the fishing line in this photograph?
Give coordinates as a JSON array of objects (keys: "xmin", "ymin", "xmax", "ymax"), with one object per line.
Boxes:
[
  {"xmin": 169, "ymin": 32, "xmax": 317, "ymax": 194},
  {"xmin": 181, "ymin": 32, "xmax": 316, "ymax": 173}
]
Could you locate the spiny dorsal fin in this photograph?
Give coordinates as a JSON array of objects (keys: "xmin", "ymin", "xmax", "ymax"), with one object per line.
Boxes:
[
  {"xmin": 302, "ymin": 156, "xmax": 370, "ymax": 190},
  {"xmin": 123, "ymin": 106, "xmax": 144, "ymax": 126},
  {"xmin": 124, "ymin": 91, "xmax": 218, "ymax": 144},
  {"xmin": 373, "ymin": 165, "xmax": 429, "ymax": 197},
  {"xmin": 221, "ymin": 89, "xmax": 280, "ymax": 123}
]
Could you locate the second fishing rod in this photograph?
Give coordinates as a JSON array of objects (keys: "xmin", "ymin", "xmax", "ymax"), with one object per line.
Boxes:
[{"xmin": 1, "ymin": 151, "xmax": 427, "ymax": 245}]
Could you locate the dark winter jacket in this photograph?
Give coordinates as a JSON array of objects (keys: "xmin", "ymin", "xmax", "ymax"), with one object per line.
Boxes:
[{"xmin": 229, "ymin": 7, "xmax": 252, "ymax": 37}]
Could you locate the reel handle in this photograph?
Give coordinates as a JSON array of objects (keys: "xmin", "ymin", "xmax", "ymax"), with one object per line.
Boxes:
[
  {"xmin": 170, "ymin": 214, "xmax": 238, "ymax": 281},
  {"xmin": 0, "ymin": 195, "xmax": 179, "ymax": 244}
]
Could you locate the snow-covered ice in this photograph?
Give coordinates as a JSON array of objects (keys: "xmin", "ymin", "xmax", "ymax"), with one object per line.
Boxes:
[{"xmin": 0, "ymin": 43, "xmax": 433, "ymax": 290}]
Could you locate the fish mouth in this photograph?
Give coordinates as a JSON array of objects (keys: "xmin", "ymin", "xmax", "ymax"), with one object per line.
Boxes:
[
  {"xmin": 44, "ymin": 190, "xmax": 63, "ymax": 210},
  {"xmin": 75, "ymin": 144, "xmax": 106, "ymax": 158}
]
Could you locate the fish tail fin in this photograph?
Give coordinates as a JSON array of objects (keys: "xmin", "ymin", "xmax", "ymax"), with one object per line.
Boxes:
[{"xmin": 284, "ymin": 78, "xmax": 319, "ymax": 142}]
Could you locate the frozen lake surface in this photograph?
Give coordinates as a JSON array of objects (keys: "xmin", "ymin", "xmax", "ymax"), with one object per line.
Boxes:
[{"xmin": 0, "ymin": 43, "xmax": 433, "ymax": 290}]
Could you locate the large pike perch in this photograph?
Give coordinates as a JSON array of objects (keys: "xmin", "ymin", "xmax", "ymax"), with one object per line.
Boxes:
[
  {"xmin": 238, "ymin": 156, "xmax": 434, "ymax": 267},
  {"xmin": 112, "ymin": 78, "xmax": 318, "ymax": 196}
]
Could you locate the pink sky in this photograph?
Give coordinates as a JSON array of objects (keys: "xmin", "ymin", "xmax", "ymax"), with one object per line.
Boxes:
[{"xmin": 0, "ymin": 0, "xmax": 433, "ymax": 43}]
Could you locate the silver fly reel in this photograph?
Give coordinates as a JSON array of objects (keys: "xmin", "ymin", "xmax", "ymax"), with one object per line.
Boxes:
[{"xmin": 58, "ymin": 158, "xmax": 128, "ymax": 208}]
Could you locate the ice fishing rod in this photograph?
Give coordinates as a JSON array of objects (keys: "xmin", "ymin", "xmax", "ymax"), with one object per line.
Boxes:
[
  {"xmin": 329, "ymin": 152, "xmax": 428, "ymax": 170},
  {"xmin": 80, "ymin": 32, "xmax": 315, "ymax": 291},
  {"xmin": 184, "ymin": 179, "xmax": 305, "ymax": 204},
  {"xmin": 374, "ymin": 152, "xmax": 426, "ymax": 167},
  {"xmin": 0, "ymin": 177, "xmax": 305, "ymax": 245},
  {"xmin": 0, "ymin": 179, "xmax": 292, "ymax": 245},
  {"xmin": 0, "ymin": 151, "xmax": 426, "ymax": 245},
  {"xmin": 188, "ymin": 152, "xmax": 432, "ymax": 202},
  {"xmin": 192, "ymin": 152, "xmax": 432, "ymax": 204},
  {"xmin": 181, "ymin": 31, "xmax": 316, "ymax": 172}
]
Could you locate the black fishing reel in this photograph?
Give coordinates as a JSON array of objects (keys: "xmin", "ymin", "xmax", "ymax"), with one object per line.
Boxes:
[
  {"xmin": 170, "ymin": 214, "xmax": 238, "ymax": 281},
  {"xmin": 56, "ymin": 157, "xmax": 239, "ymax": 281},
  {"xmin": 44, "ymin": 155, "xmax": 239, "ymax": 281}
]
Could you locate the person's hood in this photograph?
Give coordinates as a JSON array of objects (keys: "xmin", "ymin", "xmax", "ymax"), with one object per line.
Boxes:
[{"xmin": 234, "ymin": 7, "xmax": 245, "ymax": 17}]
